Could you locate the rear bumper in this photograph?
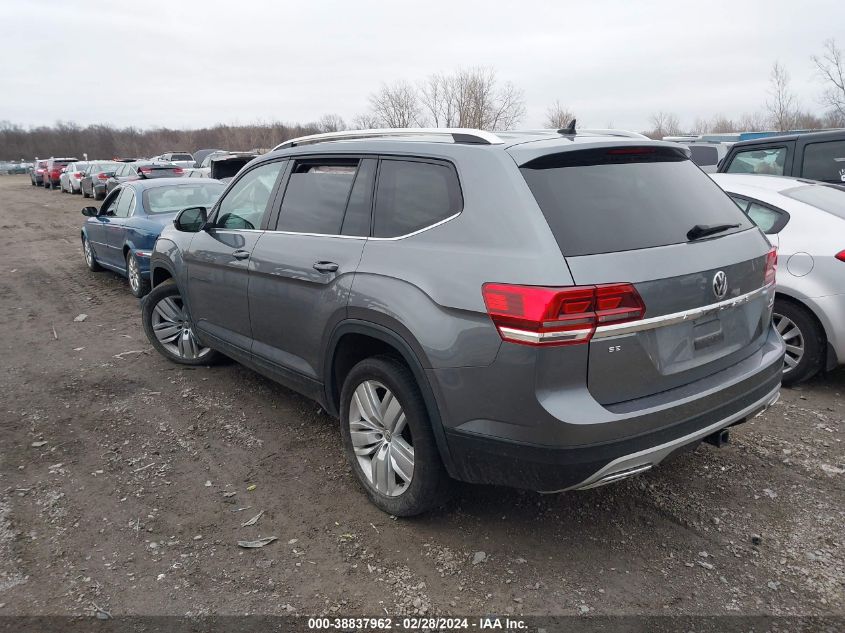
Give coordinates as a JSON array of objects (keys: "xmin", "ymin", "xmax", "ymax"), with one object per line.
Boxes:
[{"xmin": 437, "ymin": 326, "xmax": 784, "ymax": 491}]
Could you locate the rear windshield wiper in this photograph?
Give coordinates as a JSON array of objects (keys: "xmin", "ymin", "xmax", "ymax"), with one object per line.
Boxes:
[{"xmin": 687, "ymin": 223, "xmax": 740, "ymax": 241}]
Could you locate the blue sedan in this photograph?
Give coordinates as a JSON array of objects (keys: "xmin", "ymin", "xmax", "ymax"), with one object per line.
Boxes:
[{"xmin": 80, "ymin": 178, "xmax": 225, "ymax": 297}]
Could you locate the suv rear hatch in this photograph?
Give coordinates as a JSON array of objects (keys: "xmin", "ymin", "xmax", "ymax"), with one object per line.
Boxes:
[{"xmin": 517, "ymin": 144, "xmax": 775, "ymax": 405}]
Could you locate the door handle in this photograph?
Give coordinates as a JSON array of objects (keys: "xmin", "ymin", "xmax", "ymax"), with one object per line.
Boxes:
[
  {"xmin": 313, "ymin": 261, "xmax": 339, "ymax": 273},
  {"xmin": 232, "ymin": 249, "xmax": 250, "ymax": 260}
]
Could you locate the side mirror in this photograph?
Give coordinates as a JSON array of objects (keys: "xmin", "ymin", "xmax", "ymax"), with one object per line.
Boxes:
[
  {"xmin": 81, "ymin": 206, "xmax": 98, "ymax": 217},
  {"xmin": 174, "ymin": 206, "xmax": 207, "ymax": 232}
]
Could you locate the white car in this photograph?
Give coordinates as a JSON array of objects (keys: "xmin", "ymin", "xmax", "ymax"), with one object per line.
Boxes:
[
  {"xmin": 711, "ymin": 174, "xmax": 845, "ymax": 384},
  {"xmin": 149, "ymin": 152, "xmax": 195, "ymax": 169},
  {"xmin": 59, "ymin": 161, "xmax": 91, "ymax": 193}
]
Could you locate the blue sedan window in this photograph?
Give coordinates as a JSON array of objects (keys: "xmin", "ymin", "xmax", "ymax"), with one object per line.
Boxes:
[{"xmin": 143, "ymin": 183, "xmax": 226, "ymax": 215}]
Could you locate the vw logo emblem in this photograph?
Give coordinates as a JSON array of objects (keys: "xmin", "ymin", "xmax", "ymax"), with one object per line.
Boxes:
[{"xmin": 712, "ymin": 271, "xmax": 728, "ymax": 299}]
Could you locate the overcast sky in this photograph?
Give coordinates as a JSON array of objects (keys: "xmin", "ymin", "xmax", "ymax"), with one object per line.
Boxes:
[{"xmin": 0, "ymin": 0, "xmax": 840, "ymax": 132}]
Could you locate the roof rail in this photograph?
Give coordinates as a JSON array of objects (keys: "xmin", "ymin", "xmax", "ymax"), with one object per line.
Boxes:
[{"xmin": 273, "ymin": 128, "xmax": 504, "ymax": 151}]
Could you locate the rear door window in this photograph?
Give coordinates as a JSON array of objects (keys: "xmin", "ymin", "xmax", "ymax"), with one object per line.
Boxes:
[
  {"xmin": 520, "ymin": 147, "xmax": 753, "ymax": 256},
  {"xmin": 725, "ymin": 146, "xmax": 787, "ymax": 175},
  {"xmin": 801, "ymin": 140, "xmax": 845, "ymax": 182},
  {"xmin": 277, "ymin": 160, "xmax": 358, "ymax": 234},
  {"xmin": 373, "ymin": 159, "xmax": 462, "ymax": 238}
]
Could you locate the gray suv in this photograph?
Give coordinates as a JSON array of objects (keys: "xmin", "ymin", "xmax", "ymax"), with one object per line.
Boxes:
[{"xmin": 141, "ymin": 128, "xmax": 785, "ymax": 516}]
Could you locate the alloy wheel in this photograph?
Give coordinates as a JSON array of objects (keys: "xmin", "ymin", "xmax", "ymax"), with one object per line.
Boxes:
[
  {"xmin": 348, "ymin": 380, "xmax": 414, "ymax": 496},
  {"xmin": 128, "ymin": 254, "xmax": 140, "ymax": 293},
  {"xmin": 83, "ymin": 238, "xmax": 94, "ymax": 267},
  {"xmin": 774, "ymin": 312, "xmax": 804, "ymax": 374},
  {"xmin": 150, "ymin": 294, "xmax": 210, "ymax": 360}
]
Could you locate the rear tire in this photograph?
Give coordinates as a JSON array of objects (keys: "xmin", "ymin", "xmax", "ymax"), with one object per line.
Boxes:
[
  {"xmin": 82, "ymin": 186, "xmax": 89, "ymax": 198},
  {"xmin": 339, "ymin": 355, "xmax": 451, "ymax": 516},
  {"xmin": 142, "ymin": 281, "xmax": 219, "ymax": 366},
  {"xmin": 126, "ymin": 251, "xmax": 150, "ymax": 298},
  {"xmin": 774, "ymin": 298, "xmax": 825, "ymax": 386}
]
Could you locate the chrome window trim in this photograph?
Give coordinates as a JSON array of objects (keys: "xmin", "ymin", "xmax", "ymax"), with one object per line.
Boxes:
[
  {"xmin": 239, "ymin": 211, "xmax": 462, "ymax": 241},
  {"xmin": 593, "ymin": 283, "xmax": 774, "ymax": 340}
]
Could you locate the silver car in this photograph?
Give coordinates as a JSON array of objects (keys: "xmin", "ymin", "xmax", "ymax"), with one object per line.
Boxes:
[
  {"xmin": 59, "ymin": 161, "xmax": 91, "ymax": 193},
  {"xmin": 711, "ymin": 173, "xmax": 845, "ymax": 384}
]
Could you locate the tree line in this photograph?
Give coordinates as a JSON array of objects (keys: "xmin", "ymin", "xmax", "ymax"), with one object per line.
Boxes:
[{"xmin": 2, "ymin": 39, "xmax": 844, "ymax": 160}]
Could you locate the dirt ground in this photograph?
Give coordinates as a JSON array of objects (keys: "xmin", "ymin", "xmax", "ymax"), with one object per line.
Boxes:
[{"xmin": 0, "ymin": 174, "xmax": 842, "ymax": 618}]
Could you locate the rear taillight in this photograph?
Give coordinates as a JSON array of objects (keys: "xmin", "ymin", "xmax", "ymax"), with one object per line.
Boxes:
[
  {"xmin": 836, "ymin": 250, "xmax": 845, "ymax": 263},
  {"xmin": 97, "ymin": 172, "xmax": 109, "ymax": 180},
  {"xmin": 482, "ymin": 283, "xmax": 645, "ymax": 346},
  {"xmin": 764, "ymin": 247, "xmax": 778, "ymax": 286},
  {"xmin": 74, "ymin": 171, "xmax": 84, "ymax": 178},
  {"xmin": 139, "ymin": 167, "xmax": 152, "ymax": 175},
  {"xmin": 173, "ymin": 167, "xmax": 184, "ymax": 175}
]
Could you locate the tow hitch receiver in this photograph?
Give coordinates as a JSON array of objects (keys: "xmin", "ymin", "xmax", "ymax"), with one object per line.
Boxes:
[{"xmin": 704, "ymin": 428, "xmax": 730, "ymax": 448}]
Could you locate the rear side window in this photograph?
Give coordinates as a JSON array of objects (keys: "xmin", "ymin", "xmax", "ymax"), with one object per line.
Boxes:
[
  {"xmin": 782, "ymin": 184, "xmax": 845, "ymax": 220},
  {"xmin": 729, "ymin": 195, "xmax": 790, "ymax": 234},
  {"xmin": 801, "ymin": 140, "xmax": 845, "ymax": 182},
  {"xmin": 520, "ymin": 147, "xmax": 753, "ymax": 256},
  {"xmin": 725, "ymin": 147, "xmax": 787, "ymax": 175},
  {"xmin": 687, "ymin": 145, "xmax": 718, "ymax": 167},
  {"xmin": 277, "ymin": 160, "xmax": 358, "ymax": 234},
  {"xmin": 373, "ymin": 159, "xmax": 462, "ymax": 238}
]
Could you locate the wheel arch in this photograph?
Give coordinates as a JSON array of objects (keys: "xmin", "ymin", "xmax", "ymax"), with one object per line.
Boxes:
[{"xmin": 324, "ymin": 319, "xmax": 456, "ymax": 475}]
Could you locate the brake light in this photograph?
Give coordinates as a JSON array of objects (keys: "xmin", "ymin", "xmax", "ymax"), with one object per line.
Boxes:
[
  {"xmin": 74, "ymin": 172, "xmax": 84, "ymax": 178},
  {"xmin": 764, "ymin": 247, "xmax": 778, "ymax": 286},
  {"xmin": 139, "ymin": 167, "xmax": 152, "ymax": 175},
  {"xmin": 97, "ymin": 172, "xmax": 109, "ymax": 180},
  {"xmin": 482, "ymin": 283, "xmax": 645, "ymax": 346},
  {"xmin": 173, "ymin": 167, "xmax": 184, "ymax": 175}
]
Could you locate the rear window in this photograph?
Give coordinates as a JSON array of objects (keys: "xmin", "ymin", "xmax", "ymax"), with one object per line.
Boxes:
[
  {"xmin": 169, "ymin": 153, "xmax": 193, "ymax": 161},
  {"xmin": 782, "ymin": 184, "xmax": 845, "ymax": 220},
  {"xmin": 520, "ymin": 147, "xmax": 753, "ymax": 256},
  {"xmin": 143, "ymin": 183, "xmax": 225, "ymax": 214},
  {"xmin": 373, "ymin": 159, "xmax": 462, "ymax": 238}
]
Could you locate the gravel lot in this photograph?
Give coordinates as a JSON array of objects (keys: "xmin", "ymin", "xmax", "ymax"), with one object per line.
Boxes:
[{"xmin": 0, "ymin": 174, "xmax": 843, "ymax": 618}]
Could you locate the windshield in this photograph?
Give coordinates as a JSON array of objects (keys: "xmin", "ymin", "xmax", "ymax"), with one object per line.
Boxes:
[
  {"xmin": 782, "ymin": 184, "xmax": 845, "ymax": 220},
  {"xmin": 143, "ymin": 183, "xmax": 225, "ymax": 214},
  {"xmin": 520, "ymin": 147, "xmax": 753, "ymax": 256}
]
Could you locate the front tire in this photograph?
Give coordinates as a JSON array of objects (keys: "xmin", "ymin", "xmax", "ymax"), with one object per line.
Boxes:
[
  {"xmin": 339, "ymin": 355, "xmax": 450, "ymax": 516},
  {"xmin": 774, "ymin": 298, "xmax": 825, "ymax": 386},
  {"xmin": 142, "ymin": 281, "xmax": 219, "ymax": 366},
  {"xmin": 126, "ymin": 251, "xmax": 150, "ymax": 298}
]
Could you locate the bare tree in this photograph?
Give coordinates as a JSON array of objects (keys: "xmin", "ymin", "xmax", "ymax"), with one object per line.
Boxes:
[
  {"xmin": 368, "ymin": 81, "xmax": 422, "ymax": 128},
  {"xmin": 544, "ymin": 100, "xmax": 576, "ymax": 129},
  {"xmin": 647, "ymin": 111, "xmax": 681, "ymax": 138},
  {"xmin": 349, "ymin": 113, "xmax": 382, "ymax": 130},
  {"xmin": 316, "ymin": 114, "xmax": 346, "ymax": 133},
  {"xmin": 418, "ymin": 67, "xmax": 525, "ymax": 130},
  {"xmin": 812, "ymin": 39, "xmax": 845, "ymax": 122},
  {"xmin": 737, "ymin": 111, "xmax": 768, "ymax": 132},
  {"xmin": 766, "ymin": 61, "xmax": 798, "ymax": 131}
]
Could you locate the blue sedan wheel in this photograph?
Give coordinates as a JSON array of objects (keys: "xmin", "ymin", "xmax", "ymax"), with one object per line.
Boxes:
[{"xmin": 126, "ymin": 252, "xmax": 151, "ymax": 298}]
